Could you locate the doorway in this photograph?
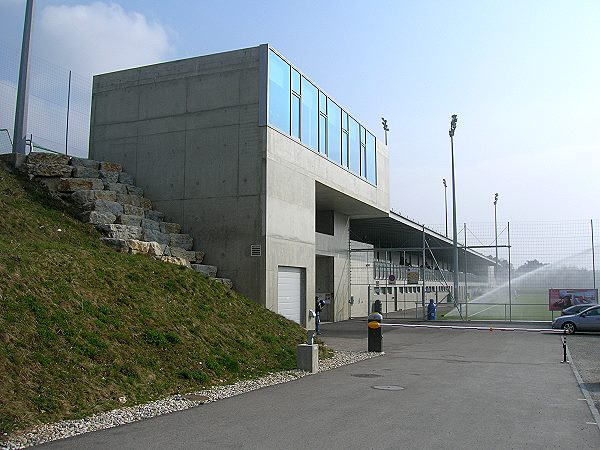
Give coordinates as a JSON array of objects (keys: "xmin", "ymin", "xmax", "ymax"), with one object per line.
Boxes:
[{"xmin": 316, "ymin": 255, "xmax": 334, "ymax": 322}]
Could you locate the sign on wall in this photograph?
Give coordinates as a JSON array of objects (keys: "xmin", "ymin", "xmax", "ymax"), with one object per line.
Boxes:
[
  {"xmin": 407, "ymin": 269, "xmax": 419, "ymax": 285},
  {"xmin": 548, "ymin": 289, "xmax": 598, "ymax": 311}
]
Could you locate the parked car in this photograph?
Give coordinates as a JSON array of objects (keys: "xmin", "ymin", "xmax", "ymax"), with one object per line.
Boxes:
[
  {"xmin": 561, "ymin": 304, "xmax": 596, "ymax": 316},
  {"xmin": 552, "ymin": 305, "xmax": 600, "ymax": 334}
]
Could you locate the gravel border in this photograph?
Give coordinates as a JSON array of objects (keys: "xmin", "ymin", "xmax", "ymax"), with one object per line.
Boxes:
[{"xmin": 1, "ymin": 350, "xmax": 382, "ymax": 449}]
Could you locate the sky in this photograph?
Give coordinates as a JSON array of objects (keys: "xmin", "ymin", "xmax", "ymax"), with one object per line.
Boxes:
[{"xmin": 1, "ymin": 0, "xmax": 599, "ymax": 230}]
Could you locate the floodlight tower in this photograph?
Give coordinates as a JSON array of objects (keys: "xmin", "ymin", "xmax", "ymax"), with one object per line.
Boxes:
[
  {"xmin": 449, "ymin": 114, "xmax": 459, "ymax": 304},
  {"xmin": 381, "ymin": 117, "xmax": 389, "ymax": 145}
]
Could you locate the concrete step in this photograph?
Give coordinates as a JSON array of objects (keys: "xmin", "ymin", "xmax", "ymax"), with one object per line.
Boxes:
[{"xmin": 191, "ymin": 264, "xmax": 217, "ymax": 277}]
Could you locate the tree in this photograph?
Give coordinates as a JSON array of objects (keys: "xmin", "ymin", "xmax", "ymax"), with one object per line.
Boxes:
[{"xmin": 516, "ymin": 259, "xmax": 547, "ymax": 276}]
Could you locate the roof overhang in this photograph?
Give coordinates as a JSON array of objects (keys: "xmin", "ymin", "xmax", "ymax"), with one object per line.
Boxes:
[
  {"xmin": 350, "ymin": 212, "xmax": 494, "ymax": 268},
  {"xmin": 315, "ymin": 181, "xmax": 388, "ymax": 219}
]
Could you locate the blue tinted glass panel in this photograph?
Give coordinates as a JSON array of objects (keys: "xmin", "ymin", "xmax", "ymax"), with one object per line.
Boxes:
[
  {"xmin": 349, "ymin": 117, "xmax": 360, "ymax": 175},
  {"xmin": 342, "ymin": 111, "xmax": 348, "ymax": 131},
  {"xmin": 291, "ymin": 94, "xmax": 300, "ymax": 139},
  {"xmin": 327, "ymin": 99, "xmax": 341, "ymax": 164},
  {"xmin": 342, "ymin": 131, "xmax": 348, "ymax": 167},
  {"xmin": 319, "ymin": 91, "xmax": 327, "ymax": 114},
  {"xmin": 366, "ymin": 132, "xmax": 377, "ymax": 185},
  {"xmin": 301, "ymin": 77, "xmax": 318, "ymax": 151},
  {"xmin": 292, "ymin": 69, "xmax": 300, "ymax": 94},
  {"xmin": 360, "ymin": 145, "xmax": 367, "ymax": 178},
  {"xmin": 319, "ymin": 115, "xmax": 327, "ymax": 155},
  {"xmin": 359, "ymin": 126, "xmax": 366, "ymax": 177},
  {"xmin": 268, "ymin": 50, "xmax": 290, "ymax": 133}
]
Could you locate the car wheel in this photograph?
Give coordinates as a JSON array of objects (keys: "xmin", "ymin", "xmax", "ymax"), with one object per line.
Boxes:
[{"xmin": 562, "ymin": 322, "xmax": 576, "ymax": 335}]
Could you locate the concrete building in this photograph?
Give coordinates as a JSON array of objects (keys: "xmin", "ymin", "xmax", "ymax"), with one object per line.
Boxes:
[{"xmin": 90, "ymin": 45, "xmax": 490, "ymax": 328}]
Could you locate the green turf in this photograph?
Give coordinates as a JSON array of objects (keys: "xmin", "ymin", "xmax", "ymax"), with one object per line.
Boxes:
[{"xmin": 443, "ymin": 288, "xmax": 558, "ymax": 321}]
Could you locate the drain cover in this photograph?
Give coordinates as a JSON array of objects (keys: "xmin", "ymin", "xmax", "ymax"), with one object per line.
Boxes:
[
  {"xmin": 371, "ymin": 385, "xmax": 405, "ymax": 391},
  {"xmin": 351, "ymin": 373, "xmax": 383, "ymax": 378}
]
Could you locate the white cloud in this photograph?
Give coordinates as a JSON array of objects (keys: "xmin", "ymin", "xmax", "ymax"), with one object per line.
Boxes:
[{"xmin": 34, "ymin": 2, "xmax": 173, "ymax": 77}]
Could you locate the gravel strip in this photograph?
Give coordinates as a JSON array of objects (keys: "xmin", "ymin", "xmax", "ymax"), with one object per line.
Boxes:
[
  {"xmin": 0, "ymin": 350, "xmax": 382, "ymax": 449},
  {"xmin": 563, "ymin": 335, "xmax": 600, "ymax": 418}
]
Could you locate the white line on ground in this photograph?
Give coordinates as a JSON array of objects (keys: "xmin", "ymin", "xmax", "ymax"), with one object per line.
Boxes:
[{"xmin": 467, "ymin": 304, "xmax": 500, "ymax": 318}]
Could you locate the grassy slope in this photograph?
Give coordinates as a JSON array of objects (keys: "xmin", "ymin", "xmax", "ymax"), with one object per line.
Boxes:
[{"xmin": 0, "ymin": 165, "xmax": 310, "ymax": 435}]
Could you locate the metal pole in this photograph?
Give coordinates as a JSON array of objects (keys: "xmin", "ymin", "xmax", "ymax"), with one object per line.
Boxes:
[
  {"xmin": 422, "ymin": 225, "xmax": 426, "ymax": 314},
  {"xmin": 443, "ymin": 179, "xmax": 448, "ymax": 237},
  {"xmin": 65, "ymin": 70, "xmax": 71, "ymax": 155},
  {"xmin": 494, "ymin": 193, "xmax": 498, "ymax": 284},
  {"xmin": 464, "ymin": 222, "xmax": 468, "ymax": 320},
  {"xmin": 403, "ymin": 250, "xmax": 406, "ymax": 318},
  {"xmin": 347, "ymin": 218, "xmax": 351, "ymax": 319},
  {"xmin": 385, "ymin": 277, "xmax": 388, "ymax": 318},
  {"xmin": 508, "ymin": 221, "xmax": 512, "ymax": 321},
  {"xmin": 449, "ymin": 115, "xmax": 459, "ymax": 310},
  {"xmin": 592, "ymin": 219, "xmax": 596, "ymax": 290},
  {"xmin": 12, "ymin": 0, "xmax": 35, "ymax": 154}
]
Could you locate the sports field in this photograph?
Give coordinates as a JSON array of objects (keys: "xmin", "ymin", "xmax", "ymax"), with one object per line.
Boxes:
[{"xmin": 443, "ymin": 287, "xmax": 558, "ymax": 321}]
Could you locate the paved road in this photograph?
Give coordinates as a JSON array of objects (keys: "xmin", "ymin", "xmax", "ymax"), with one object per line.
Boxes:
[
  {"xmin": 39, "ymin": 320, "xmax": 599, "ymax": 449},
  {"xmin": 564, "ymin": 332, "xmax": 600, "ymax": 419}
]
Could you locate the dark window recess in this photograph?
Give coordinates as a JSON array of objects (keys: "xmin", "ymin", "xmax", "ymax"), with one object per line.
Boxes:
[{"xmin": 315, "ymin": 210, "xmax": 334, "ymax": 236}]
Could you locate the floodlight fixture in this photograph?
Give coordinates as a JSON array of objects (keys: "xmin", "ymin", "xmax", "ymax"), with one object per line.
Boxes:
[{"xmin": 381, "ymin": 117, "xmax": 389, "ymax": 145}]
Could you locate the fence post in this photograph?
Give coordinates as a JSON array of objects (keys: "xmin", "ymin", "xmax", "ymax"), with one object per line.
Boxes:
[
  {"xmin": 464, "ymin": 222, "xmax": 468, "ymax": 320},
  {"xmin": 508, "ymin": 222, "xmax": 512, "ymax": 322},
  {"xmin": 592, "ymin": 219, "xmax": 596, "ymax": 290},
  {"xmin": 65, "ymin": 70, "xmax": 71, "ymax": 155}
]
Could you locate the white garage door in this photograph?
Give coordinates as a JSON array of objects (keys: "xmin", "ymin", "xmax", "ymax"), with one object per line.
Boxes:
[{"xmin": 278, "ymin": 267, "xmax": 303, "ymax": 324}]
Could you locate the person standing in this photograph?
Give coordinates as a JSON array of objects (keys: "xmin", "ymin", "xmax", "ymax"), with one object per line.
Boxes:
[
  {"xmin": 315, "ymin": 297, "xmax": 326, "ymax": 334},
  {"xmin": 427, "ymin": 299, "xmax": 437, "ymax": 320}
]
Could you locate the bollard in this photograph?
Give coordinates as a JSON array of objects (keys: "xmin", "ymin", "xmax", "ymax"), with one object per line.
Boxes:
[
  {"xmin": 562, "ymin": 331, "xmax": 568, "ymax": 363},
  {"xmin": 368, "ymin": 312, "xmax": 383, "ymax": 352}
]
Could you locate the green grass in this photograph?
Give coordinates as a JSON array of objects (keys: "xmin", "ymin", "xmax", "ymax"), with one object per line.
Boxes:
[
  {"xmin": 442, "ymin": 288, "xmax": 557, "ymax": 321},
  {"xmin": 0, "ymin": 165, "xmax": 330, "ymax": 435}
]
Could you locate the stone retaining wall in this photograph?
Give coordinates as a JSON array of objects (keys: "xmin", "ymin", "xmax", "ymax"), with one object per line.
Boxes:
[{"xmin": 3, "ymin": 152, "xmax": 231, "ymax": 288}]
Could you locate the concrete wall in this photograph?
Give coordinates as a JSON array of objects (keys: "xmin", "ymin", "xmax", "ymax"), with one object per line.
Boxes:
[
  {"xmin": 89, "ymin": 44, "xmax": 392, "ymax": 326},
  {"xmin": 265, "ymin": 127, "xmax": 388, "ymax": 324},
  {"xmin": 90, "ymin": 47, "xmax": 267, "ymax": 303}
]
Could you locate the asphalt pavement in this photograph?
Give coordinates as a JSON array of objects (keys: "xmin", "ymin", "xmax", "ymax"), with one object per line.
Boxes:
[{"xmin": 38, "ymin": 319, "xmax": 600, "ymax": 449}]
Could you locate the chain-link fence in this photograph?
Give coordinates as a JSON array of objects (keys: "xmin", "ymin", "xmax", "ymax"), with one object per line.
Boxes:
[
  {"xmin": 0, "ymin": 40, "xmax": 91, "ymax": 157},
  {"xmin": 350, "ymin": 220, "xmax": 599, "ymax": 322}
]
